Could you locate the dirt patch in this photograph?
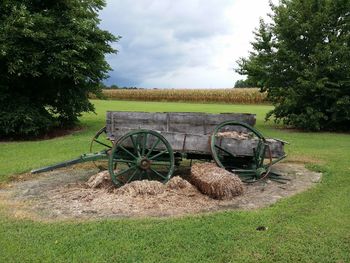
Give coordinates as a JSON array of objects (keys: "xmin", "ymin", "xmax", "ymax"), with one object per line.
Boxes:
[{"xmin": 0, "ymin": 163, "xmax": 321, "ymax": 221}]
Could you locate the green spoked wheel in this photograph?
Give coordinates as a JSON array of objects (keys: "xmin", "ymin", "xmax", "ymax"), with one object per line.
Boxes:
[
  {"xmin": 108, "ymin": 130, "xmax": 175, "ymax": 186},
  {"xmin": 210, "ymin": 121, "xmax": 272, "ymax": 182},
  {"xmin": 90, "ymin": 126, "xmax": 113, "ymax": 170}
]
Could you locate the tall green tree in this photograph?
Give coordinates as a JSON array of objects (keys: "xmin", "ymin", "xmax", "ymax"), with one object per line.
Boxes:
[
  {"xmin": 0, "ymin": 0, "xmax": 119, "ymax": 137},
  {"xmin": 237, "ymin": 0, "xmax": 350, "ymax": 131}
]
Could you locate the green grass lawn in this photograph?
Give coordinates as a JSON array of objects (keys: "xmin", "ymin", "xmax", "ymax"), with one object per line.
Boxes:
[{"xmin": 0, "ymin": 100, "xmax": 349, "ymax": 262}]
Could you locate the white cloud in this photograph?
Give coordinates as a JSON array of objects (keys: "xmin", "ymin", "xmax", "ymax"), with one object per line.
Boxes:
[{"xmin": 99, "ymin": 0, "xmax": 272, "ymax": 88}]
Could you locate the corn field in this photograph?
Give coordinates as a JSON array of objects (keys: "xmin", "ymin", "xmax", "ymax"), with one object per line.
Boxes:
[{"xmin": 93, "ymin": 88, "xmax": 267, "ymax": 104}]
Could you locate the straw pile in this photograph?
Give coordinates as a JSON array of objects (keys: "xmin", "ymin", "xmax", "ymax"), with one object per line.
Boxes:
[
  {"xmin": 167, "ymin": 176, "xmax": 192, "ymax": 190},
  {"xmin": 86, "ymin": 166, "xmax": 243, "ymax": 200},
  {"xmin": 115, "ymin": 180, "xmax": 165, "ymax": 196},
  {"xmin": 216, "ymin": 131, "xmax": 251, "ymax": 140},
  {"xmin": 86, "ymin": 170, "xmax": 113, "ymax": 189},
  {"xmin": 114, "ymin": 176, "xmax": 193, "ymax": 196},
  {"xmin": 190, "ymin": 163, "xmax": 243, "ymax": 200}
]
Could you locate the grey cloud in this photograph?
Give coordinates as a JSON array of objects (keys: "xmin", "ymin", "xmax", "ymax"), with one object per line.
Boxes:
[{"xmin": 99, "ymin": 0, "xmax": 234, "ymax": 87}]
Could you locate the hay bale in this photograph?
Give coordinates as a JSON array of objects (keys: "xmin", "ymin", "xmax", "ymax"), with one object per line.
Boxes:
[
  {"xmin": 166, "ymin": 176, "xmax": 192, "ymax": 190},
  {"xmin": 190, "ymin": 163, "xmax": 243, "ymax": 200},
  {"xmin": 86, "ymin": 171, "xmax": 113, "ymax": 189},
  {"xmin": 115, "ymin": 180, "xmax": 165, "ymax": 196},
  {"xmin": 217, "ymin": 131, "xmax": 251, "ymax": 140}
]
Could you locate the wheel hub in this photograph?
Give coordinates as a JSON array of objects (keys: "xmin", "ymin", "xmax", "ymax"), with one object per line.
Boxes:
[{"xmin": 137, "ymin": 157, "xmax": 151, "ymax": 170}]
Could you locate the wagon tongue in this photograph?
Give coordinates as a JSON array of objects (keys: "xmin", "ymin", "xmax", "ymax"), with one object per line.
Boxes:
[{"xmin": 31, "ymin": 152, "xmax": 107, "ymax": 174}]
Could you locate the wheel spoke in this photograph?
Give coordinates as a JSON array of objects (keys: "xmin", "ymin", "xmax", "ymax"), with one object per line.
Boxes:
[
  {"xmin": 115, "ymin": 165, "xmax": 137, "ymax": 177},
  {"xmin": 93, "ymin": 139, "xmax": 112, "ymax": 149},
  {"xmin": 130, "ymin": 135, "xmax": 141, "ymax": 157},
  {"xmin": 150, "ymin": 168, "xmax": 167, "ymax": 179},
  {"xmin": 113, "ymin": 159, "xmax": 136, "ymax": 164},
  {"xmin": 215, "ymin": 144, "xmax": 235, "ymax": 158},
  {"xmin": 146, "ymin": 138, "xmax": 161, "ymax": 158},
  {"xmin": 136, "ymin": 133, "xmax": 142, "ymax": 153},
  {"xmin": 141, "ymin": 133, "xmax": 148, "ymax": 156},
  {"xmin": 126, "ymin": 169, "xmax": 139, "ymax": 183},
  {"xmin": 151, "ymin": 161, "xmax": 170, "ymax": 166},
  {"xmin": 149, "ymin": 150, "xmax": 168, "ymax": 160},
  {"xmin": 145, "ymin": 170, "xmax": 151, "ymax": 180},
  {"xmin": 138, "ymin": 170, "xmax": 146, "ymax": 180},
  {"xmin": 118, "ymin": 145, "xmax": 137, "ymax": 159}
]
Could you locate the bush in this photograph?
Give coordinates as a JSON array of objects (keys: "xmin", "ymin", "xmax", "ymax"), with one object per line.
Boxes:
[{"xmin": 0, "ymin": 96, "xmax": 53, "ymax": 137}]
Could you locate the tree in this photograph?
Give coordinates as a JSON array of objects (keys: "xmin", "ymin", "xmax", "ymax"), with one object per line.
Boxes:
[
  {"xmin": 234, "ymin": 79, "xmax": 256, "ymax": 88},
  {"xmin": 0, "ymin": 0, "xmax": 119, "ymax": 137},
  {"xmin": 237, "ymin": 0, "xmax": 350, "ymax": 131}
]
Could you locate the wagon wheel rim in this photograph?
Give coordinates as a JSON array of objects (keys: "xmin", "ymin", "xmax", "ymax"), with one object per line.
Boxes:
[
  {"xmin": 109, "ymin": 130, "xmax": 175, "ymax": 186},
  {"xmin": 89, "ymin": 126, "xmax": 113, "ymax": 170},
  {"xmin": 210, "ymin": 121, "xmax": 267, "ymax": 180},
  {"xmin": 258, "ymin": 143, "xmax": 273, "ymax": 180}
]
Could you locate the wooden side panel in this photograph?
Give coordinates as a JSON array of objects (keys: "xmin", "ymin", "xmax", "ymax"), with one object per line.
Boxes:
[
  {"xmin": 106, "ymin": 111, "xmax": 256, "ymax": 135},
  {"xmin": 106, "ymin": 111, "xmax": 168, "ymax": 139},
  {"xmin": 217, "ymin": 138, "xmax": 285, "ymax": 158},
  {"xmin": 167, "ymin": 112, "xmax": 208, "ymax": 134},
  {"xmin": 107, "ymin": 128, "xmax": 285, "ymax": 158},
  {"xmin": 162, "ymin": 132, "xmax": 211, "ymax": 153},
  {"xmin": 206, "ymin": 113, "xmax": 256, "ymax": 126}
]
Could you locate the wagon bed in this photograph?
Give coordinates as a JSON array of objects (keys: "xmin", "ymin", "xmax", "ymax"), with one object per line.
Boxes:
[{"xmin": 106, "ymin": 111, "xmax": 285, "ymax": 157}]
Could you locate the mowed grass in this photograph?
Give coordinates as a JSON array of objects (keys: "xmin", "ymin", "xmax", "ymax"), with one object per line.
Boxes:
[{"xmin": 0, "ymin": 100, "xmax": 349, "ymax": 262}]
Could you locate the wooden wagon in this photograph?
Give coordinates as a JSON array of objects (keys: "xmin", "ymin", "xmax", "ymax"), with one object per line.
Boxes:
[{"xmin": 32, "ymin": 111, "xmax": 287, "ymax": 185}]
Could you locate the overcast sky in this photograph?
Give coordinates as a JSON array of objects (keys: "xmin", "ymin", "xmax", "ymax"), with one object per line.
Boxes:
[{"xmin": 99, "ymin": 0, "xmax": 272, "ymax": 89}]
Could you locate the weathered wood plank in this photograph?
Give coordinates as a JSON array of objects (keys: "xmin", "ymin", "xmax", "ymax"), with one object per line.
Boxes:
[
  {"xmin": 106, "ymin": 111, "xmax": 256, "ymax": 135},
  {"xmin": 106, "ymin": 111, "xmax": 168, "ymax": 134},
  {"xmin": 217, "ymin": 138, "xmax": 285, "ymax": 158}
]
